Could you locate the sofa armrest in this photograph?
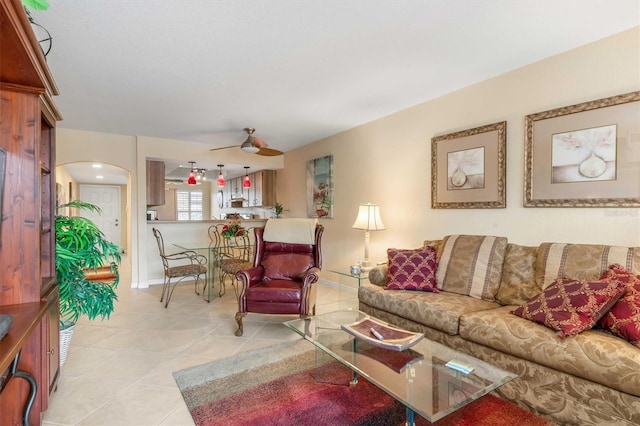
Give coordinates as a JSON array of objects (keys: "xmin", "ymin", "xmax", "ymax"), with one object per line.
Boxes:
[{"xmin": 368, "ymin": 264, "xmax": 388, "ymax": 286}]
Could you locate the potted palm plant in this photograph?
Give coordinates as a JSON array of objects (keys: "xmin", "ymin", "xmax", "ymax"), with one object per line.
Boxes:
[{"xmin": 56, "ymin": 200, "xmax": 121, "ymax": 366}]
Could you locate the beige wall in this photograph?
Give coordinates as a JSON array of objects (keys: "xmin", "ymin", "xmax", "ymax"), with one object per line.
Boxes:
[{"xmin": 278, "ymin": 27, "xmax": 640, "ymax": 273}]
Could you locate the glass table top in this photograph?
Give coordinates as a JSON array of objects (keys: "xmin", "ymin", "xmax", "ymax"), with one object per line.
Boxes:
[{"xmin": 285, "ymin": 310, "xmax": 517, "ymax": 423}]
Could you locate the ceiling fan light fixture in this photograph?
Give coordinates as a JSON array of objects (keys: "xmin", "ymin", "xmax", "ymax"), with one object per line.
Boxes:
[
  {"xmin": 241, "ymin": 141, "xmax": 260, "ymax": 154},
  {"xmin": 217, "ymin": 164, "xmax": 225, "ymax": 187}
]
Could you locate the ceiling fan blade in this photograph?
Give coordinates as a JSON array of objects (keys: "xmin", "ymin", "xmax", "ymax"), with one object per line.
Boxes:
[
  {"xmin": 257, "ymin": 147, "xmax": 283, "ymax": 156},
  {"xmin": 209, "ymin": 145, "xmax": 240, "ymax": 152}
]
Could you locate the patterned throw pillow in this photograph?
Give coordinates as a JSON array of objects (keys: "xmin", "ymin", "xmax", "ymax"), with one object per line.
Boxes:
[
  {"xmin": 436, "ymin": 235, "xmax": 508, "ymax": 301},
  {"xmin": 511, "ymin": 277, "xmax": 625, "ymax": 337},
  {"xmin": 598, "ymin": 264, "xmax": 640, "ymax": 348},
  {"xmin": 385, "ymin": 247, "xmax": 439, "ymax": 292}
]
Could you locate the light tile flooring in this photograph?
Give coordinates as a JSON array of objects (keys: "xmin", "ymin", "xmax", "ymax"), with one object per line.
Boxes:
[{"xmin": 43, "ymin": 257, "xmax": 353, "ymax": 426}]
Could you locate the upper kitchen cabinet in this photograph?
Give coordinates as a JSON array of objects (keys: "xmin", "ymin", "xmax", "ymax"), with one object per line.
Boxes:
[
  {"xmin": 249, "ymin": 170, "xmax": 276, "ymax": 207},
  {"xmin": 222, "ymin": 170, "xmax": 276, "ymax": 208},
  {"xmin": 146, "ymin": 159, "xmax": 165, "ymax": 206}
]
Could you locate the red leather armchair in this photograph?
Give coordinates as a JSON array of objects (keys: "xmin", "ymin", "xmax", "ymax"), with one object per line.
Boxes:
[{"xmin": 234, "ymin": 221, "xmax": 324, "ymax": 336}]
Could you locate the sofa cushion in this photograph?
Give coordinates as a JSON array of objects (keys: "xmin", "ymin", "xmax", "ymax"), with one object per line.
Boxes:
[
  {"xmin": 598, "ymin": 264, "xmax": 640, "ymax": 348},
  {"xmin": 495, "ymin": 244, "xmax": 541, "ymax": 306},
  {"xmin": 511, "ymin": 277, "xmax": 625, "ymax": 337},
  {"xmin": 385, "ymin": 247, "xmax": 438, "ymax": 292},
  {"xmin": 423, "ymin": 239, "xmax": 441, "ymax": 252},
  {"xmin": 460, "ymin": 305, "xmax": 640, "ymax": 397},
  {"xmin": 436, "ymin": 234, "xmax": 508, "ymax": 301},
  {"xmin": 535, "ymin": 242, "xmax": 640, "ymax": 289},
  {"xmin": 262, "ymin": 242, "xmax": 314, "ymax": 281},
  {"xmin": 358, "ymin": 282, "xmax": 499, "ymax": 335},
  {"xmin": 368, "ymin": 264, "xmax": 388, "ymax": 286}
]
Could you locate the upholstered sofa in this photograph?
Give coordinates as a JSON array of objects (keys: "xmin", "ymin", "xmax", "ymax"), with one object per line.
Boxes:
[{"xmin": 359, "ymin": 235, "xmax": 640, "ymax": 426}]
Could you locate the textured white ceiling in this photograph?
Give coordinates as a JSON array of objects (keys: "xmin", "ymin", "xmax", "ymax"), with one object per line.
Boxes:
[{"xmin": 34, "ymin": 0, "xmax": 639, "ymax": 183}]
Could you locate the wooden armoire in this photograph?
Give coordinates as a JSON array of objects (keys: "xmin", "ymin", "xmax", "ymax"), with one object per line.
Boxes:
[{"xmin": 0, "ymin": 0, "xmax": 62, "ymax": 424}]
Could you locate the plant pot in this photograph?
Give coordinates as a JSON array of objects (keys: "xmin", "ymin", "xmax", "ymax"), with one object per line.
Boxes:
[{"xmin": 59, "ymin": 322, "xmax": 75, "ymax": 367}]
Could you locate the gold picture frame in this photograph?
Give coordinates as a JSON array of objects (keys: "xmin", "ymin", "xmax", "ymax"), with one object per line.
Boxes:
[
  {"xmin": 431, "ymin": 121, "xmax": 506, "ymax": 209},
  {"xmin": 524, "ymin": 91, "xmax": 640, "ymax": 207}
]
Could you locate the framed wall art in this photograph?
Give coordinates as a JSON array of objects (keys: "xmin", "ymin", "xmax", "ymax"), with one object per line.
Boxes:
[
  {"xmin": 524, "ymin": 91, "xmax": 640, "ymax": 207},
  {"xmin": 307, "ymin": 155, "xmax": 333, "ymax": 218},
  {"xmin": 431, "ymin": 121, "xmax": 506, "ymax": 209}
]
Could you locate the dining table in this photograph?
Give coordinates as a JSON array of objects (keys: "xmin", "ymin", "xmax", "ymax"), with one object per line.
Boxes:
[
  {"xmin": 172, "ymin": 242, "xmax": 220, "ymax": 302},
  {"xmin": 173, "ymin": 240, "xmax": 254, "ymax": 301}
]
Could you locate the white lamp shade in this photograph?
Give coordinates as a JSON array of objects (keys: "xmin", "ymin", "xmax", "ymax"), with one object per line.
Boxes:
[{"xmin": 352, "ymin": 203, "xmax": 385, "ymax": 231}]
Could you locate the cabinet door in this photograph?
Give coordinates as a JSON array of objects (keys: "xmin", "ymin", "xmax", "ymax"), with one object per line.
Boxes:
[
  {"xmin": 253, "ymin": 172, "xmax": 263, "ymax": 206},
  {"xmin": 224, "ymin": 180, "xmax": 232, "ymax": 207},
  {"xmin": 42, "ymin": 289, "xmax": 60, "ymax": 404},
  {"xmin": 261, "ymin": 170, "xmax": 277, "ymax": 207},
  {"xmin": 146, "ymin": 160, "xmax": 165, "ymax": 206}
]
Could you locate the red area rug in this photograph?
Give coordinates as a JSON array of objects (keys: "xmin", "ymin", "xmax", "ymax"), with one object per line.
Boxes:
[{"xmin": 174, "ymin": 342, "xmax": 553, "ymax": 426}]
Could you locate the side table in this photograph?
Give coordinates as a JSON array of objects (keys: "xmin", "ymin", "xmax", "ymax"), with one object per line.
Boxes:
[
  {"xmin": 330, "ymin": 269, "xmax": 368, "ymax": 287},
  {"xmin": 328, "ymin": 269, "xmax": 369, "ymax": 310}
]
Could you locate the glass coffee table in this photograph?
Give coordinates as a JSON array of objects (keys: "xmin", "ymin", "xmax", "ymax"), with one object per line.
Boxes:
[{"xmin": 285, "ymin": 310, "xmax": 517, "ymax": 425}]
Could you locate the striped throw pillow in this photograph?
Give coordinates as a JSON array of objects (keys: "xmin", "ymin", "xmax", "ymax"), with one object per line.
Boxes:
[
  {"xmin": 436, "ymin": 235, "xmax": 508, "ymax": 301},
  {"xmin": 535, "ymin": 243, "xmax": 640, "ymax": 289}
]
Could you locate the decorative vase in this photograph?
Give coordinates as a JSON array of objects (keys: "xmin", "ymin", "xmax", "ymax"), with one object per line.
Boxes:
[
  {"xmin": 59, "ymin": 322, "xmax": 75, "ymax": 367},
  {"xmin": 579, "ymin": 152, "xmax": 607, "ymax": 178},
  {"xmin": 451, "ymin": 168, "xmax": 467, "ymax": 187}
]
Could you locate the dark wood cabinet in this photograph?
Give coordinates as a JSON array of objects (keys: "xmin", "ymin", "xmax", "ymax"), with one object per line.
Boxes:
[
  {"xmin": 0, "ymin": 1, "xmax": 62, "ymax": 424},
  {"xmin": 146, "ymin": 159, "xmax": 165, "ymax": 206}
]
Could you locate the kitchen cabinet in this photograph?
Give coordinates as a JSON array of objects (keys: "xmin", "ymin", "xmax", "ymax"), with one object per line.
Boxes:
[
  {"xmin": 218, "ymin": 170, "xmax": 277, "ymax": 213},
  {"xmin": 146, "ymin": 160, "xmax": 165, "ymax": 206},
  {"xmin": 0, "ymin": 1, "xmax": 62, "ymax": 423},
  {"xmin": 249, "ymin": 170, "xmax": 276, "ymax": 207}
]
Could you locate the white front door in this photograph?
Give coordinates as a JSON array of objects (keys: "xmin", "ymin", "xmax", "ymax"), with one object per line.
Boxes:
[{"xmin": 79, "ymin": 185, "xmax": 121, "ymax": 248}]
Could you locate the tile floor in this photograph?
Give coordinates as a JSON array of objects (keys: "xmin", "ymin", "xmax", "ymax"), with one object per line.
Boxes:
[{"xmin": 42, "ymin": 257, "xmax": 353, "ymax": 426}]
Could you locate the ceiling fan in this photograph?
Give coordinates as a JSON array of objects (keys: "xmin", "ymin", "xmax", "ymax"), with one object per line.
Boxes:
[{"xmin": 209, "ymin": 128, "xmax": 283, "ymax": 156}]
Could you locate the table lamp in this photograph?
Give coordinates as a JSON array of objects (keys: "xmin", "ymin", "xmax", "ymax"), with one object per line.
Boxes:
[{"xmin": 352, "ymin": 203, "xmax": 385, "ymax": 272}]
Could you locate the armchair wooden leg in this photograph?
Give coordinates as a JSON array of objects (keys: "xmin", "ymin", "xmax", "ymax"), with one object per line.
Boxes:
[{"xmin": 235, "ymin": 312, "xmax": 247, "ymax": 336}]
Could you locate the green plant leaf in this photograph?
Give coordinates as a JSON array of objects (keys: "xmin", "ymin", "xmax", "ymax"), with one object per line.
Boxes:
[
  {"xmin": 56, "ymin": 200, "xmax": 121, "ymax": 325},
  {"xmin": 22, "ymin": 0, "xmax": 49, "ymax": 10}
]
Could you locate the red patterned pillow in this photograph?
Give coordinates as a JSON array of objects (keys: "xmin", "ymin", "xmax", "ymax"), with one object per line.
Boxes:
[
  {"xmin": 598, "ymin": 264, "xmax": 640, "ymax": 347},
  {"xmin": 511, "ymin": 277, "xmax": 625, "ymax": 337},
  {"xmin": 385, "ymin": 247, "xmax": 439, "ymax": 292}
]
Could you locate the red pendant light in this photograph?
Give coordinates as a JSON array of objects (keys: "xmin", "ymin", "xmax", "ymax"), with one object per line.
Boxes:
[
  {"xmin": 217, "ymin": 164, "xmax": 225, "ymax": 187},
  {"xmin": 187, "ymin": 161, "xmax": 197, "ymax": 185},
  {"xmin": 243, "ymin": 166, "xmax": 251, "ymax": 188}
]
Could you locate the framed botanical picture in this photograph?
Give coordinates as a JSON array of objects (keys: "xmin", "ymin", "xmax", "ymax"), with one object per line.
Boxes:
[
  {"xmin": 307, "ymin": 155, "xmax": 333, "ymax": 218},
  {"xmin": 524, "ymin": 91, "xmax": 640, "ymax": 207},
  {"xmin": 431, "ymin": 121, "xmax": 506, "ymax": 208}
]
